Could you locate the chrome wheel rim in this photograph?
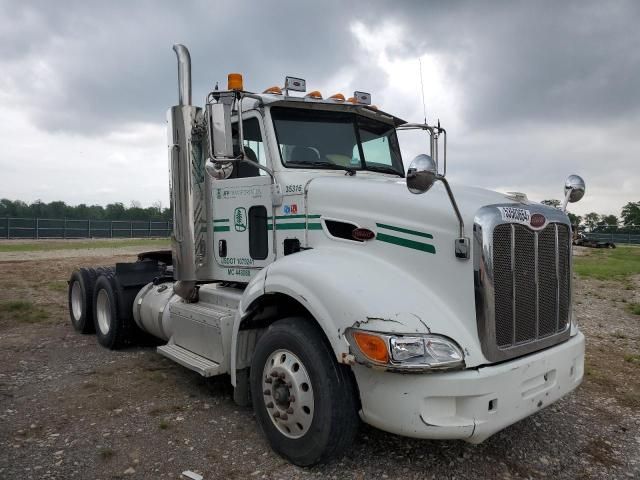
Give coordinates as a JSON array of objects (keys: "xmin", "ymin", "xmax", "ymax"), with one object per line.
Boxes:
[
  {"xmin": 95, "ymin": 289, "xmax": 111, "ymax": 336},
  {"xmin": 262, "ymin": 349, "xmax": 315, "ymax": 439},
  {"xmin": 70, "ymin": 281, "xmax": 83, "ymax": 321}
]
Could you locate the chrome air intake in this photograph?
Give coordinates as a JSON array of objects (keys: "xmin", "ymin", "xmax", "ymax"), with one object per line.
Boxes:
[{"xmin": 473, "ymin": 204, "xmax": 572, "ymax": 362}]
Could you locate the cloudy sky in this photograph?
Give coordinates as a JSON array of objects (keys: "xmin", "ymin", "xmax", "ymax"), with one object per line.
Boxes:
[{"xmin": 1, "ymin": 0, "xmax": 638, "ymax": 216}]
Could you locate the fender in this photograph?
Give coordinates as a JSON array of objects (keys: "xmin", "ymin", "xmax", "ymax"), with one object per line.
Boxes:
[
  {"xmin": 231, "ymin": 246, "xmax": 486, "ymax": 384},
  {"xmin": 230, "ymin": 266, "xmax": 268, "ymax": 385}
]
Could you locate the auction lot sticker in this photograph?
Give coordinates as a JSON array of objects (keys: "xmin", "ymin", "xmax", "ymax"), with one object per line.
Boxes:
[{"xmin": 498, "ymin": 206, "xmax": 531, "ymax": 225}]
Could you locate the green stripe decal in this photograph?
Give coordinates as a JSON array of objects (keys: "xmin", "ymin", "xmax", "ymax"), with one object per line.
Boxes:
[
  {"xmin": 376, "ymin": 223, "xmax": 433, "ymax": 239},
  {"xmin": 376, "ymin": 233, "xmax": 436, "ymax": 254},
  {"xmin": 275, "ymin": 214, "xmax": 307, "ymax": 220},
  {"xmin": 274, "ymin": 214, "xmax": 322, "ymax": 220},
  {"xmin": 214, "ymin": 226, "xmax": 230, "ymax": 232},
  {"xmin": 213, "ymin": 218, "xmax": 229, "ymax": 223},
  {"xmin": 267, "ymin": 222, "xmax": 322, "ymax": 231}
]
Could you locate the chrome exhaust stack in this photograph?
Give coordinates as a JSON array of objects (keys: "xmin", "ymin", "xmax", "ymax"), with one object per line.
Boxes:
[
  {"xmin": 167, "ymin": 44, "xmax": 203, "ymax": 301},
  {"xmin": 173, "ymin": 44, "xmax": 192, "ymax": 107}
]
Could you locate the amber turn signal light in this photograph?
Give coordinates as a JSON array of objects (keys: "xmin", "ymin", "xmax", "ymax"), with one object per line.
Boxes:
[{"xmin": 352, "ymin": 331, "xmax": 389, "ymax": 363}]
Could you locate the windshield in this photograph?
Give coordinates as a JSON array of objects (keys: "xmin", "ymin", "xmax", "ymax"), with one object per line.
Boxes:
[{"xmin": 271, "ymin": 107, "xmax": 404, "ymax": 176}]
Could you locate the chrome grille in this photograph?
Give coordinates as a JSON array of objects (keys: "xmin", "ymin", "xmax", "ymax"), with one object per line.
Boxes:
[
  {"xmin": 474, "ymin": 205, "xmax": 572, "ymax": 362},
  {"xmin": 492, "ymin": 223, "xmax": 570, "ymax": 349}
]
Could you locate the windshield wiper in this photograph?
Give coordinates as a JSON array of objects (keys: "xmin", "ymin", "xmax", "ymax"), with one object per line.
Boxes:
[
  {"xmin": 364, "ymin": 164, "xmax": 403, "ymax": 177},
  {"xmin": 287, "ymin": 161, "xmax": 357, "ymax": 176}
]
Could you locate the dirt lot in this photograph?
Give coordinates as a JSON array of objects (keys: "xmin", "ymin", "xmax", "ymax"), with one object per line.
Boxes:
[{"xmin": 0, "ymin": 245, "xmax": 639, "ymax": 479}]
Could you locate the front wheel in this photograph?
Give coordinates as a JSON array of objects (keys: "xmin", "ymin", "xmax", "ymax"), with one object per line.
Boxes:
[{"xmin": 250, "ymin": 318, "xmax": 359, "ymax": 466}]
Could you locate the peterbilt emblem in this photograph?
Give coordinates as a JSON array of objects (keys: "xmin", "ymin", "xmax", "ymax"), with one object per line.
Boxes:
[{"xmin": 530, "ymin": 213, "xmax": 546, "ymax": 228}]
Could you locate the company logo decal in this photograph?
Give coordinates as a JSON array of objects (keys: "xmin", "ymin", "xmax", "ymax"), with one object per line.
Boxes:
[
  {"xmin": 352, "ymin": 228, "xmax": 376, "ymax": 241},
  {"xmin": 530, "ymin": 213, "xmax": 546, "ymax": 229},
  {"xmin": 234, "ymin": 207, "xmax": 247, "ymax": 232}
]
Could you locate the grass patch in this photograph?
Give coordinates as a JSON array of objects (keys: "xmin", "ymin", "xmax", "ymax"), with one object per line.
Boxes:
[
  {"xmin": 46, "ymin": 280, "xmax": 68, "ymax": 292},
  {"xmin": 627, "ymin": 303, "xmax": 640, "ymax": 315},
  {"xmin": 624, "ymin": 353, "xmax": 640, "ymax": 364},
  {"xmin": 573, "ymin": 245, "xmax": 640, "ymax": 280},
  {"xmin": 0, "ymin": 238, "xmax": 169, "ymax": 253},
  {"xmin": 98, "ymin": 447, "xmax": 115, "ymax": 460},
  {"xmin": 0, "ymin": 300, "xmax": 49, "ymax": 323}
]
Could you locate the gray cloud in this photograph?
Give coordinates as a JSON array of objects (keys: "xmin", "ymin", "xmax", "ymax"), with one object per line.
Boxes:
[{"xmin": 0, "ymin": 0, "xmax": 638, "ymax": 215}]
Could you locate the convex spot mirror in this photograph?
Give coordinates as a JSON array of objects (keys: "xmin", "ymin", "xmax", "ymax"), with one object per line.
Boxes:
[
  {"xmin": 565, "ymin": 174, "xmax": 586, "ymax": 203},
  {"xmin": 205, "ymin": 161, "xmax": 233, "ymax": 179},
  {"xmin": 407, "ymin": 154, "xmax": 438, "ymax": 194}
]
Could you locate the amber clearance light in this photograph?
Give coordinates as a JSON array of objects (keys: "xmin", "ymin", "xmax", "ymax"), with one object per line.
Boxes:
[
  {"xmin": 352, "ymin": 331, "xmax": 389, "ymax": 363},
  {"xmin": 228, "ymin": 73, "xmax": 244, "ymax": 91}
]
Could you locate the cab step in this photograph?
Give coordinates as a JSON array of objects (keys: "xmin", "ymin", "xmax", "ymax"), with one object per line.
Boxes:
[{"xmin": 157, "ymin": 343, "xmax": 221, "ymax": 377}]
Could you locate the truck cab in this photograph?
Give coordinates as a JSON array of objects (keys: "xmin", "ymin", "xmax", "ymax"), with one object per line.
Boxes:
[{"xmin": 68, "ymin": 44, "xmax": 586, "ymax": 466}]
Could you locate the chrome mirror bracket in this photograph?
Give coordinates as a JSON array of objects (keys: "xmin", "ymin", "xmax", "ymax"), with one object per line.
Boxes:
[{"xmin": 455, "ymin": 237, "xmax": 470, "ymax": 260}]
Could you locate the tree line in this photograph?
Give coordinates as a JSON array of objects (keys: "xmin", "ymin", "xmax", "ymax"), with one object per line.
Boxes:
[
  {"xmin": 2, "ymin": 197, "xmax": 638, "ymax": 232},
  {"xmin": 0, "ymin": 199, "xmax": 172, "ymax": 221},
  {"xmin": 541, "ymin": 199, "xmax": 640, "ymax": 232}
]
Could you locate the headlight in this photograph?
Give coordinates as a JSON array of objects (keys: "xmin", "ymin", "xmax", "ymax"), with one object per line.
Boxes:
[{"xmin": 345, "ymin": 328, "xmax": 465, "ymax": 372}]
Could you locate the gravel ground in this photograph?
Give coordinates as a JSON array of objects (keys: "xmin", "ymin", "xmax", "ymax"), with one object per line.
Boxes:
[{"xmin": 0, "ymin": 247, "xmax": 639, "ymax": 479}]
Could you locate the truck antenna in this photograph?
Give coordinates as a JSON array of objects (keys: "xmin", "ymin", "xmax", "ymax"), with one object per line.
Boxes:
[{"xmin": 419, "ymin": 57, "xmax": 427, "ymax": 124}]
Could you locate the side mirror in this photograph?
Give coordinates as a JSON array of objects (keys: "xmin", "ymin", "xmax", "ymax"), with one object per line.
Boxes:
[
  {"xmin": 564, "ymin": 174, "xmax": 585, "ymax": 203},
  {"xmin": 406, "ymin": 154, "xmax": 438, "ymax": 194}
]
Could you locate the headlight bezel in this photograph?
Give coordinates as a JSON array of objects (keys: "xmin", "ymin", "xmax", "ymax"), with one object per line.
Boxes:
[{"xmin": 345, "ymin": 328, "xmax": 465, "ymax": 372}]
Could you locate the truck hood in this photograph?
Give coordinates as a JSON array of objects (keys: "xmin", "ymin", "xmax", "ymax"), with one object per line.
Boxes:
[
  {"xmin": 305, "ymin": 174, "xmax": 517, "ymax": 239},
  {"xmin": 302, "ymin": 174, "xmax": 530, "ymax": 366}
]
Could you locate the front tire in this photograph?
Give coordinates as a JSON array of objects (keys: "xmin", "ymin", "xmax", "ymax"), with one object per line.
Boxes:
[{"xmin": 250, "ymin": 318, "xmax": 359, "ymax": 466}]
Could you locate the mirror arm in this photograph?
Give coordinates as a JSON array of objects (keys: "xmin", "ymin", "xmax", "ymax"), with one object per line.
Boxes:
[
  {"xmin": 437, "ymin": 176, "xmax": 470, "ymax": 260},
  {"xmin": 437, "ymin": 176, "xmax": 465, "ymax": 239},
  {"xmin": 561, "ymin": 188, "xmax": 573, "ymax": 212}
]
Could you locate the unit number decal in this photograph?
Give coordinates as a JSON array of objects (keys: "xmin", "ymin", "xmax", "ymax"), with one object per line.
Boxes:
[{"xmin": 285, "ymin": 184, "xmax": 303, "ymax": 194}]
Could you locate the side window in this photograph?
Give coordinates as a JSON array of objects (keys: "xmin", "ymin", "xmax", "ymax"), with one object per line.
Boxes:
[
  {"xmin": 352, "ymin": 137, "xmax": 393, "ymax": 166},
  {"xmin": 248, "ymin": 205, "xmax": 268, "ymax": 260},
  {"xmin": 233, "ymin": 118, "xmax": 267, "ymax": 175}
]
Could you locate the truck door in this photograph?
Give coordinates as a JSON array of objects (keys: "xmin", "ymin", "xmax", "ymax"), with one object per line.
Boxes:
[{"xmin": 212, "ymin": 113, "xmax": 275, "ymax": 281}]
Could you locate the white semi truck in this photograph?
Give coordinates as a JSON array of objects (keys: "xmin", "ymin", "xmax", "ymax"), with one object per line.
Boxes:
[{"xmin": 68, "ymin": 44, "xmax": 586, "ymax": 466}]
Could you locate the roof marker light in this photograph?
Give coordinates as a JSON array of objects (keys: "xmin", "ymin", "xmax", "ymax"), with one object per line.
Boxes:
[
  {"xmin": 285, "ymin": 76, "xmax": 306, "ymax": 92},
  {"xmin": 305, "ymin": 90, "xmax": 323, "ymax": 100},
  {"xmin": 329, "ymin": 93, "xmax": 345, "ymax": 102},
  {"xmin": 347, "ymin": 97, "xmax": 357, "ymax": 103},
  {"xmin": 354, "ymin": 91, "xmax": 372, "ymax": 105},
  {"xmin": 228, "ymin": 73, "xmax": 243, "ymax": 91},
  {"xmin": 263, "ymin": 85, "xmax": 283, "ymax": 95}
]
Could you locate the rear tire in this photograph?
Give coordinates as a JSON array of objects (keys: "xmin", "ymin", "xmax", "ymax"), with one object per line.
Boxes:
[
  {"xmin": 68, "ymin": 269, "xmax": 97, "ymax": 334},
  {"xmin": 93, "ymin": 274, "xmax": 134, "ymax": 350},
  {"xmin": 250, "ymin": 318, "xmax": 359, "ymax": 466},
  {"xmin": 68, "ymin": 267, "xmax": 115, "ymax": 334}
]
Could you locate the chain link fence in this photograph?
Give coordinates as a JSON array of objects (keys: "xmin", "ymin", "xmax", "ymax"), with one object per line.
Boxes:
[
  {"xmin": 0, "ymin": 217, "xmax": 173, "ymax": 239},
  {"xmin": 582, "ymin": 225, "xmax": 640, "ymax": 245}
]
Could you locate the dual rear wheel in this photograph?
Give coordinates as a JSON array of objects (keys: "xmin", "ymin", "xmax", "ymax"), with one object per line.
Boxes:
[{"xmin": 67, "ymin": 268, "xmax": 135, "ymax": 349}]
